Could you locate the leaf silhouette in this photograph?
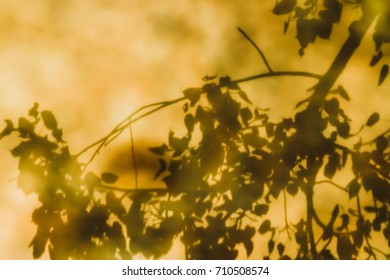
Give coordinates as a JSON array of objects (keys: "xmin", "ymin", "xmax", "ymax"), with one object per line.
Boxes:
[
  {"xmin": 365, "ymin": 112, "xmax": 380, "ymax": 127},
  {"xmin": 41, "ymin": 110, "xmax": 58, "ymax": 130},
  {"xmin": 273, "ymin": 0, "xmax": 296, "ymax": 15},
  {"xmin": 378, "ymin": 64, "xmax": 389, "ymax": 86},
  {"xmin": 101, "ymin": 172, "xmax": 119, "ymax": 184}
]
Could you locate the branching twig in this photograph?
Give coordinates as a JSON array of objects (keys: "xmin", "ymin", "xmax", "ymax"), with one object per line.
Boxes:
[
  {"xmin": 237, "ymin": 27, "xmax": 273, "ymax": 73},
  {"xmin": 356, "ymin": 193, "xmax": 377, "ymax": 260},
  {"xmin": 129, "ymin": 123, "xmax": 138, "ymax": 189},
  {"xmin": 76, "ymin": 70, "xmax": 321, "ymax": 168},
  {"xmin": 315, "ymin": 180, "xmax": 348, "ymax": 193}
]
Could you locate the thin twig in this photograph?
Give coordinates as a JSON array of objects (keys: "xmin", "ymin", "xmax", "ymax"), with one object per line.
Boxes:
[
  {"xmin": 96, "ymin": 184, "xmax": 166, "ymax": 193},
  {"xmin": 362, "ymin": 128, "xmax": 390, "ymax": 145},
  {"xmin": 76, "ymin": 70, "xmax": 321, "ymax": 167},
  {"xmin": 356, "ymin": 193, "xmax": 377, "ymax": 260},
  {"xmin": 315, "ymin": 180, "xmax": 348, "ymax": 193},
  {"xmin": 129, "ymin": 122, "xmax": 138, "ymax": 189},
  {"xmin": 282, "ymin": 190, "xmax": 292, "ymax": 239},
  {"xmin": 237, "ymin": 27, "xmax": 273, "ymax": 72}
]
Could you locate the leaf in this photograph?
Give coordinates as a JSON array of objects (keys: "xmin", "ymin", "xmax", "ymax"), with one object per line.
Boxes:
[
  {"xmin": 30, "ymin": 226, "xmax": 50, "ymax": 259},
  {"xmin": 259, "ymin": 219, "xmax": 271, "ymax": 234},
  {"xmin": 284, "ymin": 17, "xmax": 290, "ymax": 34},
  {"xmin": 337, "ymin": 236, "xmax": 355, "ymax": 259},
  {"xmin": 330, "ymin": 85, "xmax": 350, "ymax": 101},
  {"xmin": 324, "ymin": 98, "xmax": 339, "ymax": 117},
  {"xmin": 337, "ymin": 122, "xmax": 350, "ymax": 139},
  {"xmin": 286, "ymin": 182, "xmax": 299, "ymax": 196},
  {"xmin": 101, "ymin": 172, "xmax": 119, "ymax": 184},
  {"xmin": 148, "ymin": 144, "xmax": 169, "ymax": 155},
  {"xmin": 331, "ymin": 205, "xmax": 339, "ymax": 222},
  {"xmin": 378, "ymin": 64, "xmax": 389, "ymax": 86},
  {"xmin": 0, "ymin": 119, "xmax": 14, "ymax": 139},
  {"xmin": 184, "ymin": 114, "xmax": 195, "ymax": 134},
  {"xmin": 273, "ymin": 0, "xmax": 296, "ymax": 15},
  {"xmin": 370, "ymin": 50, "xmax": 383, "ymax": 67},
  {"xmin": 41, "ymin": 110, "xmax": 58, "ymax": 130},
  {"xmin": 324, "ymin": 153, "xmax": 340, "ymax": 179},
  {"xmin": 365, "ymin": 112, "xmax": 380, "ymax": 127},
  {"xmin": 238, "ymin": 90, "xmax": 252, "ymax": 104},
  {"xmin": 268, "ymin": 240, "xmax": 275, "ymax": 253},
  {"xmin": 18, "ymin": 117, "xmax": 34, "ymax": 137},
  {"xmin": 252, "ymin": 204, "xmax": 269, "ymax": 216},
  {"xmin": 316, "ymin": 19, "xmax": 332, "ymax": 39},
  {"xmin": 243, "ymin": 240, "xmax": 254, "ymax": 256},
  {"xmin": 337, "ymin": 214, "xmax": 350, "ymax": 231},
  {"xmin": 376, "ymin": 136, "xmax": 388, "ymax": 152},
  {"xmin": 202, "ymin": 74, "xmax": 217, "ymax": 82},
  {"xmin": 266, "ymin": 123, "xmax": 274, "ymax": 137},
  {"xmin": 182, "ymin": 88, "xmax": 202, "ymax": 106},
  {"xmin": 240, "ymin": 107, "xmax": 253, "ymax": 125},
  {"xmin": 106, "ymin": 191, "xmax": 126, "ymax": 216},
  {"xmin": 277, "ymin": 243, "xmax": 285, "ymax": 256},
  {"xmin": 28, "ymin": 102, "xmax": 39, "ymax": 118},
  {"xmin": 154, "ymin": 158, "xmax": 167, "ymax": 180},
  {"xmin": 348, "ymin": 178, "xmax": 360, "ymax": 199}
]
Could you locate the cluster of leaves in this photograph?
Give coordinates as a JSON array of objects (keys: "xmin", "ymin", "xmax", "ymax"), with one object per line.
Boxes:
[
  {"xmin": 273, "ymin": 0, "xmax": 390, "ymax": 85},
  {"xmin": 1, "ymin": 75, "xmax": 388, "ymax": 259},
  {"xmin": 1, "ymin": 0, "xmax": 390, "ymax": 260},
  {"xmin": 146, "ymin": 74, "xmax": 389, "ymax": 259},
  {"xmin": 1, "ymin": 104, "xmax": 133, "ymax": 259},
  {"xmin": 273, "ymin": 0, "xmax": 342, "ymax": 55}
]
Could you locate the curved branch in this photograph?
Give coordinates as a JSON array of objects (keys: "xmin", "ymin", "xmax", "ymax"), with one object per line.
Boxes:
[
  {"xmin": 237, "ymin": 27, "xmax": 273, "ymax": 72},
  {"xmin": 76, "ymin": 70, "xmax": 321, "ymax": 166},
  {"xmin": 315, "ymin": 180, "xmax": 348, "ymax": 193}
]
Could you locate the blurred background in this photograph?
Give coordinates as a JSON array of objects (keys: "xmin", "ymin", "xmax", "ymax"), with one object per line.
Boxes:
[{"xmin": 0, "ymin": 0, "xmax": 389, "ymax": 259}]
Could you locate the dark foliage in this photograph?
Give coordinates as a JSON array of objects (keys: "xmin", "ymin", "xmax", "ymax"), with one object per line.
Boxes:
[{"xmin": 1, "ymin": 0, "xmax": 389, "ymax": 259}]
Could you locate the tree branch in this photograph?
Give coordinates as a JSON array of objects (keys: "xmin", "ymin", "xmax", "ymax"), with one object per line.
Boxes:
[{"xmin": 237, "ymin": 27, "xmax": 273, "ymax": 72}]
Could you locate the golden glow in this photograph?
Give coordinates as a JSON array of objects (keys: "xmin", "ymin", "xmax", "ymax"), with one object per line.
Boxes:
[{"xmin": 0, "ymin": 1, "xmax": 389, "ymax": 259}]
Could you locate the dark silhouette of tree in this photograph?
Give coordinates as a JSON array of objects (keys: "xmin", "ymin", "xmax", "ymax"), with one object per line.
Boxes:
[{"xmin": 1, "ymin": 0, "xmax": 389, "ymax": 259}]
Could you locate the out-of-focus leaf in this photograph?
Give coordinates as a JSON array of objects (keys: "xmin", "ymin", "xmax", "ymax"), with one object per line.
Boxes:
[
  {"xmin": 184, "ymin": 114, "xmax": 195, "ymax": 134},
  {"xmin": 348, "ymin": 178, "xmax": 360, "ymax": 199},
  {"xmin": 273, "ymin": 0, "xmax": 296, "ymax": 15},
  {"xmin": 202, "ymin": 74, "xmax": 217, "ymax": 82},
  {"xmin": 324, "ymin": 153, "xmax": 340, "ymax": 179},
  {"xmin": 259, "ymin": 219, "xmax": 271, "ymax": 234},
  {"xmin": 337, "ymin": 235, "xmax": 355, "ymax": 259},
  {"xmin": 41, "ymin": 110, "xmax": 58, "ymax": 130},
  {"xmin": 0, "ymin": 119, "xmax": 14, "ymax": 139},
  {"xmin": 365, "ymin": 112, "xmax": 380, "ymax": 127},
  {"xmin": 183, "ymin": 88, "xmax": 202, "ymax": 106},
  {"xmin": 28, "ymin": 102, "xmax": 39, "ymax": 118},
  {"xmin": 378, "ymin": 64, "xmax": 389, "ymax": 86},
  {"xmin": 370, "ymin": 50, "xmax": 383, "ymax": 67},
  {"xmin": 277, "ymin": 243, "xmax": 285, "ymax": 256},
  {"xmin": 101, "ymin": 172, "xmax": 119, "ymax": 184},
  {"xmin": 238, "ymin": 90, "xmax": 252, "ymax": 104},
  {"xmin": 154, "ymin": 158, "xmax": 167, "ymax": 180},
  {"xmin": 376, "ymin": 136, "xmax": 388, "ymax": 152},
  {"xmin": 337, "ymin": 214, "xmax": 350, "ymax": 231},
  {"xmin": 252, "ymin": 204, "xmax": 269, "ymax": 216},
  {"xmin": 149, "ymin": 144, "xmax": 169, "ymax": 155},
  {"xmin": 268, "ymin": 240, "xmax": 275, "ymax": 253}
]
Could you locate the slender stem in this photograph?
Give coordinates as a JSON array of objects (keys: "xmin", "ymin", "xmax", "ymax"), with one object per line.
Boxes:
[
  {"xmin": 76, "ymin": 70, "xmax": 321, "ymax": 164},
  {"xmin": 315, "ymin": 180, "xmax": 348, "ymax": 193},
  {"xmin": 282, "ymin": 190, "xmax": 291, "ymax": 239},
  {"xmin": 237, "ymin": 27, "xmax": 273, "ymax": 72},
  {"xmin": 356, "ymin": 193, "xmax": 377, "ymax": 260},
  {"xmin": 129, "ymin": 123, "xmax": 138, "ymax": 189},
  {"xmin": 96, "ymin": 184, "xmax": 166, "ymax": 193}
]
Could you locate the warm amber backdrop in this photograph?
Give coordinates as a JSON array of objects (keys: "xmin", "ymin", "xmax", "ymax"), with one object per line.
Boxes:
[{"xmin": 0, "ymin": 1, "xmax": 388, "ymax": 259}]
